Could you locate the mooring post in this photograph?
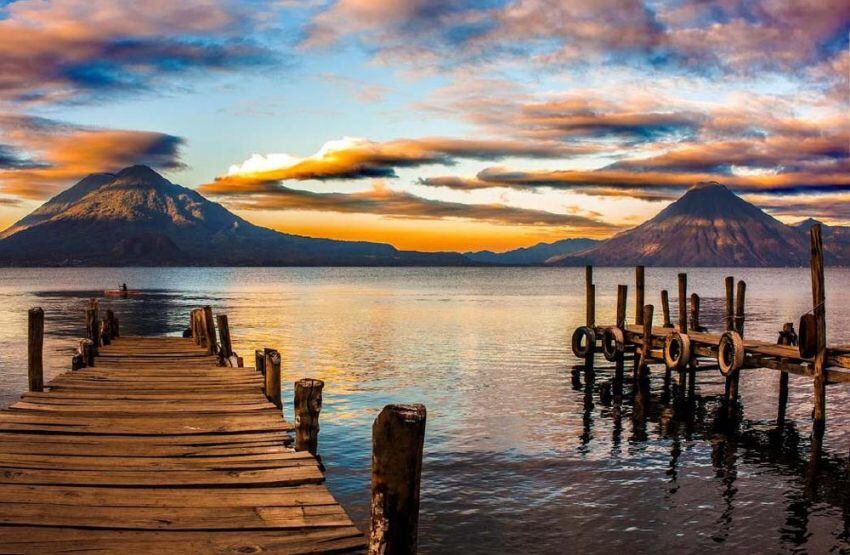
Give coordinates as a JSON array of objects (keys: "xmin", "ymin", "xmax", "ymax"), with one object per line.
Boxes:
[
  {"xmin": 675, "ymin": 273, "xmax": 689, "ymax": 396},
  {"xmin": 99, "ymin": 319, "xmax": 111, "ymax": 346},
  {"xmin": 264, "ymin": 349, "xmax": 282, "ymax": 410},
  {"xmin": 661, "ymin": 290, "xmax": 672, "ymax": 328},
  {"xmin": 616, "ymin": 285, "xmax": 627, "ymax": 329},
  {"xmin": 724, "ymin": 277, "xmax": 735, "ymax": 332},
  {"xmin": 635, "ymin": 266, "xmax": 645, "ymax": 325},
  {"xmin": 85, "ymin": 307, "xmax": 99, "ymax": 354},
  {"xmin": 27, "ymin": 307, "xmax": 44, "ymax": 392},
  {"xmin": 585, "ymin": 265, "xmax": 595, "ymax": 328},
  {"xmin": 777, "ymin": 323, "xmax": 794, "ymax": 427},
  {"xmin": 369, "ymin": 404, "xmax": 426, "ymax": 555},
  {"xmin": 724, "ymin": 280, "xmax": 747, "ymax": 419},
  {"xmin": 689, "ymin": 293, "xmax": 701, "ymax": 331},
  {"xmin": 202, "ymin": 306, "xmax": 217, "ymax": 355},
  {"xmin": 80, "ymin": 339, "xmax": 95, "ymax": 367},
  {"xmin": 810, "ymin": 224, "xmax": 827, "ymax": 437},
  {"xmin": 638, "ymin": 304, "xmax": 654, "ymax": 381},
  {"xmin": 190, "ymin": 309, "xmax": 199, "ymax": 344},
  {"xmin": 216, "ymin": 314, "xmax": 233, "ymax": 359},
  {"xmin": 294, "ymin": 378, "xmax": 324, "ymax": 455},
  {"xmin": 255, "ymin": 349, "xmax": 266, "ymax": 376}
]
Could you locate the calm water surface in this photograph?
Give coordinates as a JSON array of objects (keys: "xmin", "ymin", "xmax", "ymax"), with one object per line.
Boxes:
[{"xmin": 1, "ymin": 267, "xmax": 850, "ymax": 553}]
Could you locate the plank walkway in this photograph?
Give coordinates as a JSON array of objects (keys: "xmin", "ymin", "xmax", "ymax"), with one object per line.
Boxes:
[{"xmin": 0, "ymin": 336, "xmax": 365, "ymax": 554}]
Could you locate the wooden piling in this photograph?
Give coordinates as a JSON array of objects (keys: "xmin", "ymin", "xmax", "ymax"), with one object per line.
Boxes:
[
  {"xmin": 725, "ymin": 280, "xmax": 746, "ymax": 418},
  {"xmin": 294, "ymin": 378, "xmax": 324, "ymax": 455},
  {"xmin": 616, "ymin": 285, "xmax": 627, "ymax": 328},
  {"xmin": 106, "ymin": 309, "xmax": 118, "ymax": 339},
  {"xmin": 369, "ymin": 404, "xmax": 426, "ymax": 555},
  {"xmin": 85, "ymin": 307, "xmax": 99, "ymax": 354},
  {"xmin": 80, "ymin": 339, "xmax": 95, "ymax": 367},
  {"xmin": 27, "ymin": 307, "xmax": 44, "ymax": 392},
  {"xmin": 661, "ymin": 290, "xmax": 672, "ymax": 328},
  {"xmin": 677, "ymin": 274, "xmax": 687, "ymax": 334},
  {"xmin": 264, "ymin": 349, "xmax": 282, "ymax": 410},
  {"xmin": 638, "ymin": 304, "xmax": 654, "ymax": 381},
  {"xmin": 734, "ymin": 281, "xmax": 746, "ymax": 336},
  {"xmin": 777, "ymin": 323, "xmax": 794, "ymax": 427},
  {"xmin": 585, "ymin": 266, "xmax": 595, "ymax": 328},
  {"xmin": 689, "ymin": 293, "xmax": 701, "ymax": 331},
  {"xmin": 635, "ymin": 266, "xmax": 645, "ymax": 326},
  {"xmin": 810, "ymin": 224, "xmax": 827, "ymax": 436},
  {"xmin": 202, "ymin": 306, "xmax": 217, "ymax": 355},
  {"xmin": 216, "ymin": 314, "xmax": 233, "ymax": 359},
  {"xmin": 724, "ymin": 276, "xmax": 735, "ymax": 332},
  {"xmin": 99, "ymin": 319, "xmax": 111, "ymax": 346},
  {"xmin": 255, "ymin": 349, "xmax": 266, "ymax": 376}
]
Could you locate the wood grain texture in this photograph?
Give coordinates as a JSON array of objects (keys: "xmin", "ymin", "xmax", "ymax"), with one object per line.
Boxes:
[{"xmin": 0, "ymin": 331, "xmax": 364, "ymax": 552}]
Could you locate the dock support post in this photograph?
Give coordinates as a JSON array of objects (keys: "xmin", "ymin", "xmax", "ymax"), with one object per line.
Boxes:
[
  {"xmin": 810, "ymin": 224, "xmax": 827, "ymax": 437},
  {"xmin": 264, "ymin": 349, "xmax": 282, "ymax": 410},
  {"xmin": 28, "ymin": 307, "xmax": 44, "ymax": 392},
  {"xmin": 676, "ymin": 273, "xmax": 689, "ymax": 397},
  {"xmin": 99, "ymin": 319, "xmax": 111, "ymax": 346},
  {"xmin": 369, "ymin": 404, "xmax": 426, "ymax": 555},
  {"xmin": 294, "ymin": 378, "xmax": 324, "ymax": 455},
  {"xmin": 216, "ymin": 315, "xmax": 233, "ymax": 359},
  {"xmin": 723, "ymin": 277, "xmax": 736, "ymax": 411},
  {"xmin": 689, "ymin": 293, "xmax": 701, "ymax": 331},
  {"xmin": 585, "ymin": 266, "xmax": 595, "ymax": 328},
  {"xmin": 725, "ymin": 280, "xmax": 747, "ymax": 419},
  {"xmin": 615, "ymin": 285, "xmax": 627, "ymax": 389},
  {"xmin": 255, "ymin": 349, "xmax": 266, "ymax": 376},
  {"xmin": 777, "ymin": 323, "xmax": 795, "ymax": 428},
  {"xmin": 80, "ymin": 339, "xmax": 95, "ymax": 367},
  {"xmin": 85, "ymin": 307, "xmax": 99, "ymax": 354},
  {"xmin": 638, "ymin": 304, "xmax": 654, "ymax": 382},
  {"xmin": 661, "ymin": 290, "xmax": 672, "ymax": 328},
  {"xmin": 635, "ymin": 266, "xmax": 645, "ymax": 326},
  {"xmin": 202, "ymin": 306, "xmax": 217, "ymax": 355}
]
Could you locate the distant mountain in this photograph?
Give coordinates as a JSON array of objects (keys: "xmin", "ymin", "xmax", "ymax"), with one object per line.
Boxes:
[
  {"xmin": 465, "ymin": 238, "xmax": 598, "ymax": 265},
  {"xmin": 794, "ymin": 218, "xmax": 850, "ymax": 262},
  {"xmin": 0, "ymin": 166, "xmax": 471, "ymax": 266},
  {"xmin": 547, "ymin": 182, "xmax": 816, "ymax": 267}
]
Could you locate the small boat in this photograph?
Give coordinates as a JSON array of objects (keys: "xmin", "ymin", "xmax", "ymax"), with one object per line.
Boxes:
[{"xmin": 103, "ymin": 289, "xmax": 140, "ymax": 298}]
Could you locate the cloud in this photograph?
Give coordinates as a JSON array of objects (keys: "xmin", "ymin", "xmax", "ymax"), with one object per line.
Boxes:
[
  {"xmin": 746, "ymin": 192, "xmax": 850, "ymax": 223},
  {"xmin": 217, "ymin": 180, "xmax": 617, "ymax": 230},
  {"xmin": 0, "ymin": 0, "xmax": 276, "ymax": 105},
  {"xmin": 202, "ymin": 136, "xmax": 597, "ymax": 191},
  {"xmin": 304, "ymin": 0, "xmax": 849, "ymax": 75},
  {"xmin": 0, "ymin": 114, "xmax": 184, "ymax": 199}
]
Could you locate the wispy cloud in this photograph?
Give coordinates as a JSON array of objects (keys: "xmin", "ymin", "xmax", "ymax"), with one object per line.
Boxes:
[{"xmin": 0, "ymin": 114, "xmax": 184, "ymax": 199}]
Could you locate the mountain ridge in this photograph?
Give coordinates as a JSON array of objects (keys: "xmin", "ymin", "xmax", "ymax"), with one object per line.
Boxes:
[{"xmin": 0, "ymin": 166, "xmax": 471, "ymax": 266}]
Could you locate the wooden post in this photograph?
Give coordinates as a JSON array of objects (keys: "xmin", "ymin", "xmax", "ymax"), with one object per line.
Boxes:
[
  {"xmin": 777, "ymin": 323, "xmax": 793, "ymax": 427},
  {"xmin": 635, "ymin": 266, "xmax": 645, "ymax": 326},
  {"xmin": 106, "ymin": 310, "xmax": 117, "ymax": 339},
  {"xmin": 294, "ymin": 378, "xmax": 324, "ymax": 455},
  {"xmin": 369, "ymin": 404, "xmax": 426, "ymax": 555},
  {"xmin": 203, "ymin": 306, "xmax": 216, "ymax": 355},
  {"xmin": 616, "ymin": 285, "xmax": 627, "ymax": 328},
  {"xmin": 255, "ymin": 349, "xmax": 266, "ymax": 376},
  {"xmin": 80, "ymin": 339, "xmax": 95, "ymax": 367},
  {"xmin": 85, "ymin": 307, "xmax": 99, "ymax": 354},
  {"xmin": 190, "ymin": 309, "xmax": 199, "ymax": 344},
  {"xmin": 113, "ymin": 317, "xmax": 120, "ymax": 338},
  {"xmin": 724, "ymin": 276, "xmax": 734, "ymax": 332},
  {"xmin": 585, "ymin": 266, "xmax": 595, "ymax": 328},
  {"xmin": 677, "ymin": 274, "xmax": 687, "ymax": 334},
  {"xmin": 99, "ymin": 319, "xmax": 111, "ymax": 346},
  {"xmin": 661, "ymin": 290, "xmax": 672, "ymax": 328},
  {"xmin": 216, "ymin": 315, "xmax": 233, "ymax": 359},
  {"xmin": 638, "ymin": 304, "xmax": 654, "ymax": 381},
  {"xmin": 28, "ymin": 307, "xmax": 44, "ymax": 392},
  {"xmin": 689, "ymin": 293, "xmax": 701, "ymax": 331},
  {"xmin": 725, "ymin": 280, "xmax": 746, "ymax": 419},
  {"xmin": 264, "ymin": 349, "xmax": 282, "ymax": 410},
  {"xmin": 734, "ymin": 281, "xmax": 746, "ymax": 336},
  {"xmin": 810, "ymin": 224, "xmax": 827, "ymax": 436}
]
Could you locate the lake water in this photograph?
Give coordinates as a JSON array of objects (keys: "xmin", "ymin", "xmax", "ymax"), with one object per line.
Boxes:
[{"xmin": 1, "ymin": 267, "xmax": 850, "ymax": 553}]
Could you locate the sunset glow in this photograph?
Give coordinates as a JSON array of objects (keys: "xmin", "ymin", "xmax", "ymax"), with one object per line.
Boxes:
[{"xmin": 0, "ymin": 0, "xmax": 846, "ymax": 251}]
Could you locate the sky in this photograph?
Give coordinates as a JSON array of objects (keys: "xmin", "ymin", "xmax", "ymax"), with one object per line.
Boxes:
[{"xmin": 0, "ymin": 0, "xmax": 847, "ymax": 252}]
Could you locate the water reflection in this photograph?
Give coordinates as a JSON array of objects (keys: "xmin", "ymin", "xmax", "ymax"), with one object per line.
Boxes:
[{"xmin": 1, "ymin": 267, "xmax": 850, "ymax": 553}]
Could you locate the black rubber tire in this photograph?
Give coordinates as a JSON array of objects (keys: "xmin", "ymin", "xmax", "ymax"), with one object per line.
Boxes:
[
  {"xmin": 664, "ymin": 332, "xmax": 691, "ymax": 370},
  {"xmin": 571, "ymin": 326, "xmax": 596, "ymax": 359},
  {"xmin": 718, "ymin": 330, "xmax": 745, "ymax": 376},
  {"xmin": 798, "ymin": 314, "xmax": 817, "ymax": 358},
  {"xmin": 601, "ymin": 327, "xmax": 625, "ymax": 362}
]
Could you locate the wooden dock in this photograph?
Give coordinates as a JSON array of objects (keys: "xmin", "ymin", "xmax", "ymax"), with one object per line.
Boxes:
[
  {"xmin": 0, "ymin": 331, "xmax": 366, "ymax": 552},
  {"xmin": 571, "ymin": 223, "xmax": 850, "ymax": 443}
]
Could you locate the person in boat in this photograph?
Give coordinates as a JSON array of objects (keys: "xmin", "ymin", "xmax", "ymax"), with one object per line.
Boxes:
[{"xmin": 120, "ymin": 283, "xmax": 128, "ymax": 292}]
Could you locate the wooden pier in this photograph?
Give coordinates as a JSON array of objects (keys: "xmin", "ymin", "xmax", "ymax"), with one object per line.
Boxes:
[
  {"xmin": 572, "ymin": 223, "xmax": 850, "ymax": 441},
  {"xmin": 0, "ymin": 313, "xmax": 368, "ymax": 552}
]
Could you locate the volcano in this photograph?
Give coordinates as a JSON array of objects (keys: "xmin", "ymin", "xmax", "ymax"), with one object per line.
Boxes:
[
  {"xmin": 0, "ymin": 166, "xmax": 470, "ymax": 266},
  {"xmin": 547, "ymin": 182, "xmax": 815, "ymax": 267}
]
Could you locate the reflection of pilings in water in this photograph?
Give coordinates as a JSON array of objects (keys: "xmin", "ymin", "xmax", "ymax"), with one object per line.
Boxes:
[{"xmin": 710, "ymin": 436, "xmax": 738, "ymax": 544}]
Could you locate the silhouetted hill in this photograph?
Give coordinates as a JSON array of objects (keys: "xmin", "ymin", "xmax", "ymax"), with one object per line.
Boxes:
[
  {"xmin": 466, "ymin": 238, "xmax": 598, "ymax": 265},
  {"xmin": 548, "ymin": 183, "xmax": 816, "ymax": 267},
  {"xmin": 0, "ymin": 166, "xmax": 471, "ymax": 266}
]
